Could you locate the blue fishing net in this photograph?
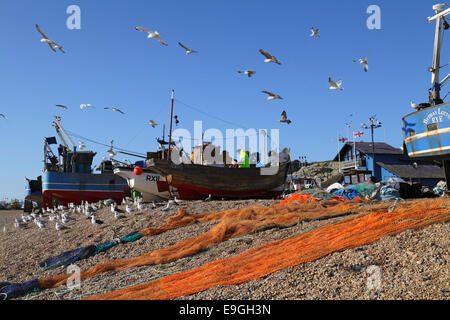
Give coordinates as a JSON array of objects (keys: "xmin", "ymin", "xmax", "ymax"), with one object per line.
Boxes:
[
  {"xmin": 39, "ymin": 245, "xmax": 97, "ymax": 270},
  {"xmin": 0, "ymin": 279, "xmax": 41, "ymax": 300}
]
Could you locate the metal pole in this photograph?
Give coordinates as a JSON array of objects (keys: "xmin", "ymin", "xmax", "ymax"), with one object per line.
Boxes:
[
  {"xmin": 167, "ymin": 90, "xmax": 174, "ymax": 161},
  {"xmin": 371, "ymin": 125, "xmax": 375, "ymax": 176},
  {"xmin": 337, "ymin": 133, "xmax": 341, "ymax": 173}
]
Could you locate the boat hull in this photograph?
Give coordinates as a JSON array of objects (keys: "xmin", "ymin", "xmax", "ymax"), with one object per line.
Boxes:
[
  {"xmin": 42, "ymin": 171, "xmax": 128, "ymax": 208},
  {"xmin": 113, "ymin": 167, "xmax": 171, "ymax": 201},
  {"xmin": 25, "ymin": 178, "xmax": 43, "ymax": 209},
  {"xmin": 402, "ymin": 103, "xmax": 450, "ymax": 160},
  {"xmin": 148, "ymin": 159, "xmax": 289, "ymax": 200}
]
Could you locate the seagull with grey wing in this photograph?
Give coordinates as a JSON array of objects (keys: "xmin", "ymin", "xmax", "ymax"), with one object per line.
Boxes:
[
  {"xmin": 262, "ymin": 90, "xmax": 283, "ymax": 101},
  {"xmin": 80, "ymin": 104, "xmax": 94, "ymax": 110},
  {"xmin": 178, "ymin": 42, "xmax": 198, "ymax": 55},
  {"xmin": 104, "ymin": 107, "xmax": 125, "ymax": 114},
  {"xmin": 328, "ymin": 77, "xmax": 344, "ymax": 90},
  {"xmin": 0, "ymin": 113, "xmax": 7, "ymax": 120},
  {"xmin": 237, "ymin": 70, "xmax": 256, "ymax": 78},
  {"xmin": 279, "ymin": 111, "xmax": 291, "ymax": 124},
  {"xmin": 135, "ymin": 26, "xmax": 168, "ymax": 46},
  {"xmin": 259, "ymin": 49, "xmax": 281, "ymax": 65},
  {"xmin": 353, "ymin": 58, "xmax": 369, "ymax": 72},
  {"xmin": 56, "ymin": 105, "xmax": 68, "ymax": 110},
  {"xmin": 35, "ymin": 24, "xmax": 65, "ymax": 53},
  {"xmin": 310, "ymin": 27, "xmax": 320, "ymax": 37}
]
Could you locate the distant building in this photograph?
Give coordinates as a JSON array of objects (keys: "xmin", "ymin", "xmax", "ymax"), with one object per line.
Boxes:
[{"xmin": 333, "ymin": 142, "xmax": 445, "ymax": 186}]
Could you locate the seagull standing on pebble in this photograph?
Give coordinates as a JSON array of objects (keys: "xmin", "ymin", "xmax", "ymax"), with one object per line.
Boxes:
[
  {"xmin": 135, "ymin": 27, "xmax": 168, "ymax": 46},
  {"xmin": 56, "ymin": 222, "xmax": 67, "ymax": 231},
  {"xmin": 114, "ymin": 211, "xmax": 126, "ymax": 219},
  {"xmin": 162, "ymin": 202, "xmax": 171, "ymax": 212}
]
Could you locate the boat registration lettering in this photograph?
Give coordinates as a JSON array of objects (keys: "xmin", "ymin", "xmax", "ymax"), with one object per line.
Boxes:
[
  {"xmin": 145, "ymin": 175, "xmax": 160, "ymax": 182},
  {"xmin": 423, "ymin": 108, "xmax": 450, "ymax": 125}
]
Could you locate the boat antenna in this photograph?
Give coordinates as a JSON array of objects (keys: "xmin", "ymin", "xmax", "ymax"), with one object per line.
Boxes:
[
  {"xmin": 428, "ymin": 3, "xmax": 450, "ymax": 105},
  {"xmin": 167, "ymin": 89, "xmax": 175, "ymax": 161}
]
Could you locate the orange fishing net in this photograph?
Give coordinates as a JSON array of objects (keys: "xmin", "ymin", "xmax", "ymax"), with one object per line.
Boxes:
[
  {"xmin": 83, "ymin": 198, "xmax": 449, "ymax": 300},
  {"xmin": 38, "ymin": 199, "xmax": 367, "ymax": 289},
  {"xmin": 38, "ymin": 198, "xmax": 448, "ymax": 299}
]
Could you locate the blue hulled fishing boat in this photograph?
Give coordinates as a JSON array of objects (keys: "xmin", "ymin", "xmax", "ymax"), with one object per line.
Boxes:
[
  {"xmin": 402, "ymin": 4, "xmax": 450, "ymax": 189},
  {"xmin": 40, "ymin": 117, "xmax": 128, "ymax": 208}
]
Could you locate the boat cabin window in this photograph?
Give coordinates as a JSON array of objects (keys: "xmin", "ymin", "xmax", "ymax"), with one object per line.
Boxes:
[{"xmin": 427, "ymin": 123, "xmax": 438, "ymax": 132}]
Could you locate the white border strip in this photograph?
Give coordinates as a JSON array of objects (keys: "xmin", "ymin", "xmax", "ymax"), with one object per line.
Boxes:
[{"xmin": 405, "ymin": 127, "xmax": 450, "ymax": 143}]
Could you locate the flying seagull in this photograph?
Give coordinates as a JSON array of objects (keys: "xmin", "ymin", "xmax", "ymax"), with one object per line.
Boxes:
[
  {"xmin": 259, "ymin": 49, "xmax": 281, "ymax": 65},
  {"xmin": 104, "ymin": 107, "xmax": 125, "ymax": 114},
  {"xmin": 310, "ymin": 27, "xmax": 320, "ymax": 37},
  {"xmin": 80, "ymin": 104, "xmax": 93, "ymax": 110},
  {"xmin": 328, "ymin": 77, "xmax": 344, "ymax": 90},
  {"xmin": 35, "ymin": 24, "xmax": 65, "ymax": 53},
  {"xmin": 149, "ymin": 120, "xmax": 158, "ymax": 128},
  {"xmin": 262, "ymin": 90, "xmax": 283, "ymax": 101},
  {"xmin": 353, "ymin": 58, "xmax": 369, "ymax": 72},
  {"xmin": 237, "ymin": 70, "xmax": 256, "ymax": 78},
  {"xmin": 178, "ymin": 42, "xmax": 198, "ymax": 55},
  {"xmin": 279, "ymin": 111, "xmax": 291, "ymax": 124},
  {"xmin": 135, "ymin": 26, "xmax": 168, "ymax": 46},
  {"xmin": 0, "ymin": 113, "xmax": 7, "ymax": 120},
  {"xmin": 56, "ymin": 105, "xmax": 68, "ymax": 110}
]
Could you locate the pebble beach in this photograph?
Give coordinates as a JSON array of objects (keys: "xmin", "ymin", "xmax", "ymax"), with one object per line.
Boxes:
[{"xmin": 0, "ymin": 198, "xmax": 449, "ymax": 300}]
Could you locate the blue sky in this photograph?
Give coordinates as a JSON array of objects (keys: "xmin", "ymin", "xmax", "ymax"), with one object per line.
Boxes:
[{"xmin": 0, "ymin": 0, "xmax": 448, "ymax": 199}]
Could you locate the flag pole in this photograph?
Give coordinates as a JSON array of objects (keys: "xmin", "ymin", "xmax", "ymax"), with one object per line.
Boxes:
[
  {"xmin": 354, "ymin": 133, "xmax": 357, "ymax": 169},
  {"xmin": 337, "ymin": 133, "xmax": 341, "ymax": 173}
]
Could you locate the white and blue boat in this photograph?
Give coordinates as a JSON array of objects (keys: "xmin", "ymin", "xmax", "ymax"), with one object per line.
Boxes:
[
  {"xmin": 402, "ymin": 4, "xmax": 450, "ymax": 189},
  {"xmin": 39, "ymin": 117, "xmax": 128, "ymax": 208}
]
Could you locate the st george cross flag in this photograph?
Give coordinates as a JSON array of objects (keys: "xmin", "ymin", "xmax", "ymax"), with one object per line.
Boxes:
[
  {"xmin": 353, "ymin": 131, "xmax": 364, "ymax": 138},
  {"xmin": 338, "ymin": 137, "xmax": 348, "ymax": 143}
]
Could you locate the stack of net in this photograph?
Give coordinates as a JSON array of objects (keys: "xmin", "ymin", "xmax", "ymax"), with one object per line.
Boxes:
[
  {"xmin": 82, "ymin": 198, "xmax": 449, "ymax": 300},
  {"xmin": 37, "ymin": 198, "xmax": 366, "ymax": 290}
]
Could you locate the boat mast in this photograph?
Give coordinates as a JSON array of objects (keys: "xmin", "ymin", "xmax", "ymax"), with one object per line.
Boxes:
[
  {"xmin": 428, "ymin": 4, "xmax": 450, "ymax": 105},
  {"xmin": 167, "ymin": 89, "xmax": 175, "ymax": 161},
  {"xmin": 53, "ymin": 116, "xmax": 76, "ymax": 152}
]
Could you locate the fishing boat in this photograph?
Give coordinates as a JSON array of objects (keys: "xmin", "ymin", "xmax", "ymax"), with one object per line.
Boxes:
[
  {"xmin": 113, "ymin": 166, "xmax": 171, "ymax": 201},
  {"xmin": 147, "ymin": 158, "xmax": 290, "ymax": 200},
  {"xmin": 24, "ymin": 176, "xmax": 43, "ymax": 212},
  {"xmin": 402, "ymin": 4, "xmax": 450, "ymax": 189},
  {"xmin": 143, "ymin": 90, "xmax": 290, "ymax": 199},
  {"xmin": 40, "ymin": 117, "xmax": 128, "ymax": 208}
]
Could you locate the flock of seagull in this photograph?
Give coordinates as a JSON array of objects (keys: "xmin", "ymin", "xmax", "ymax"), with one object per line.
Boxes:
[
  {"xmin": 3, "ymin": 196, "xmax": 181, "ymax": 234},
  {"xmin": 0, "ymin": 24, "xmax": 372, "ymax": 127}
]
